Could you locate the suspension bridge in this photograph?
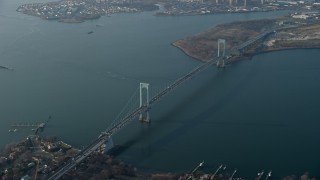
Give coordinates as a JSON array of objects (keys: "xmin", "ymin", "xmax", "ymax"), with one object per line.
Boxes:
[
  {"xmin": 47, "ymin": 55, "xmax": 223, "ymax": 180},
  {"xmin": 47, "ymin": 26, "xmax": 282, "ymax": 180}
]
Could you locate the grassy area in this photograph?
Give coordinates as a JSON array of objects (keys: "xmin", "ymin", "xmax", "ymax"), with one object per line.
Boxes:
[
  {"xmin": 276, "ymin": 39, "xmax": 320, "ymax": 48},
  {"xmin": 59, "ymin": 141, "xmax": 72, "ymax": 151},
  {"xmin": 285, "ymin": 24, "xmax": 320, "ymax": 34}
]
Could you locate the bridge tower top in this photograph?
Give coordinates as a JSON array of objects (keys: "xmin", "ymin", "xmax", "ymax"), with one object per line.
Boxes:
[
  {"xmin": 139, "ymin": 83, "xmax": 149, "ymax": 106},
  {"xmin": 139, "ymin": 82, "xmax": 150, "ymax": 123},
  {"xmin": 217, "ymin": 39, "xmax": 226, "ymax": 58},
  {"xmin": 217, "ymin": 39, "xmax": 226, "ymax": 68}
]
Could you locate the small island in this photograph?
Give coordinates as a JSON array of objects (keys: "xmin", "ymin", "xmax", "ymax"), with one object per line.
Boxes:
[{"xmin": 173, "ymin": 12, "xmax": 320, "ymax": 63}]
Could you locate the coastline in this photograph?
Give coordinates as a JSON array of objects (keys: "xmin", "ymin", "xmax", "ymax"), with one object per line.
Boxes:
[
  {"xmin": 171, "ymin": 42, "xmax": 208, "ymax": 63},
  {"xmin": 173, "ymin": 40, "xmax": 320, "ymax": 64},
  {"xmin": 172, "ymin": 17, "xmax": 320, "ymax": 64},
  {"xmin": 155, "ymin": 8, "xmax": 278, "ymax": 17},
  {"xmin": 1, "ymin": 138, "xmax": 318, "ymax": 179}
]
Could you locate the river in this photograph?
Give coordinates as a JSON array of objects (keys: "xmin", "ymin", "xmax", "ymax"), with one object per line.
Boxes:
[{"xmin": 0, "ymin": 0, "xmax": 319, "ymax": 178}]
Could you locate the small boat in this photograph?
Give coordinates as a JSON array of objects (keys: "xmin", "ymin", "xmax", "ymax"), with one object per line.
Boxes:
[
  {"xmin": 199, "ymin": 161, "xmax": 204, "ymax": 167},
  {"xmin": 87, "ymin": 31, "xmax": 93, "ymax": 34},
  {"xmin": 257, "ymin": 170, "xmax": 264, "ymax": 176},
  {"xmin": 9, "ymin": 129, "xmax": 18, "ymax": 132},
  {"xmin": 0, "ymin": 66, "xmax": 13, "ymax": 71}
]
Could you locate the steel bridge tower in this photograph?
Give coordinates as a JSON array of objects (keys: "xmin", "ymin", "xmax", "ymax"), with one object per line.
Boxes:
[
  {"xmin": 216, "ymin": 39, "xmax": 226, "ymax": 68},
  {"xmin": 98, "ymin": 135, "xmax": 114, "ymax": 154},
  {"xmin": 139, "ymin": 82, "xmax": 150, "ymax": 123}
]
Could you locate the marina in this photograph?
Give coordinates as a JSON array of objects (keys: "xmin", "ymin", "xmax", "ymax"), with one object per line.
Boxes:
[{"xmin": 8, "ymin": 116, "xmax": 50, "ymax": 135}]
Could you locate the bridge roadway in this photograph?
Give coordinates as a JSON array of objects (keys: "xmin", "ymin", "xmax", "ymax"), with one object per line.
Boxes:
[
  {"xmin": 237, "ymin": 25, "xmax": 299, "ymax": 52},
  {"xmin": 47, "ymin": 105, "xmax": 149, "ymax": 180},
  {"xmin": 237, "ymin": 30, "xmax": 275, "ymax": 51},
  {"xmin": 48, "ymin": 26, "xmax": 287, "ymax": 179}
]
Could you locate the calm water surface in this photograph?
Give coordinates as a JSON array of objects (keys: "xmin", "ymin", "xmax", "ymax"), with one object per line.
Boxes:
[{"xmin": 0, "ymin": 0, "xmax": 319, "ymax": 178}]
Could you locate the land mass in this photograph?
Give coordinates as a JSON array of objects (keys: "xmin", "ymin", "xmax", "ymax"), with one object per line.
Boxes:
[
  {"xmin": 16, "ymin": 0, "xmax": 320, "ymax": 23},
  {"xmin": 16, "ymin": 0, "xmax": 159, "ymax": 23},
  {"xmin": 1, "ymin": 138, "xmax": 317, "ymax": 180},
  {"xmin": 173, "ymin": 12, "xmax": 320, "ymax": 63},
  {"xmin": 0, "ymin": 136, "xmax": 144, "ymax": 179}
]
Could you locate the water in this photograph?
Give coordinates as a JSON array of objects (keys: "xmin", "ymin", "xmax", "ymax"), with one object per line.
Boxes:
[
  {"xmin": 1, "ymin": 0, "xmax": 319, "ymax": 178},
  {"xmin": 116, "ymin": 49, "xmax": 320, "ymax": 178}
]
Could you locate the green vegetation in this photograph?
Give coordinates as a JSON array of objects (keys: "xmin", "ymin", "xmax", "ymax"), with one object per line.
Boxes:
[{"xmin": 59, "ymin": 141, "xmax": 72, "ymax": 151}]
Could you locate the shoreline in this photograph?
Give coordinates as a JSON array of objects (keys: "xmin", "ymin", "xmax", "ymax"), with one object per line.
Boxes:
[
  {"xmin": 171, "ymin": 42, "xmax": 208, "ymax": 63},
  {"xmin": 172, "ymin": 17, "xmax": 320, "ymax": 64},
  {"xmin": 228, "ymin": 46, "xmax": 320, "ymax": 64},
  {"xmin": 234, "ymin": 46, "xmax": 320, "ymax": 63},
  {"xmin": 0, "ymin": 138, "xmax": 318, "ymax": 179},
  {"xmin": 173, "ymin": 41, "xmax": 320, "ymax": 64},
  {"xmin": 155, "ymin": 8, "xmax": 280, "ymax": 17}
]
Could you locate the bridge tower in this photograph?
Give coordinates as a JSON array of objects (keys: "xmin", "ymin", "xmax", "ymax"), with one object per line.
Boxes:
[
  {"xmin": 139, "ymin": 82, "xmax": 150, "ymax": 123},
  {"xmin": 98, "ymin": 135, "xmax": 114, "ymax": 154},
  {"xmin": 216, "ymin": 39, "xmax": 226, "ymax": 68}
]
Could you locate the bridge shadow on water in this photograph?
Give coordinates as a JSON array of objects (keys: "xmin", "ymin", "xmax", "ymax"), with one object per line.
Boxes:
[{"xmin": 116, "ymin": 66, "xmax": 288, "ymax": 170}]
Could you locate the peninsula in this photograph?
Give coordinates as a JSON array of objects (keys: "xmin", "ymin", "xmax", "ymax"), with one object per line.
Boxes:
[{"xmin": 173, "ymin": 12, "xmax": 320, "ymax": 63}]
